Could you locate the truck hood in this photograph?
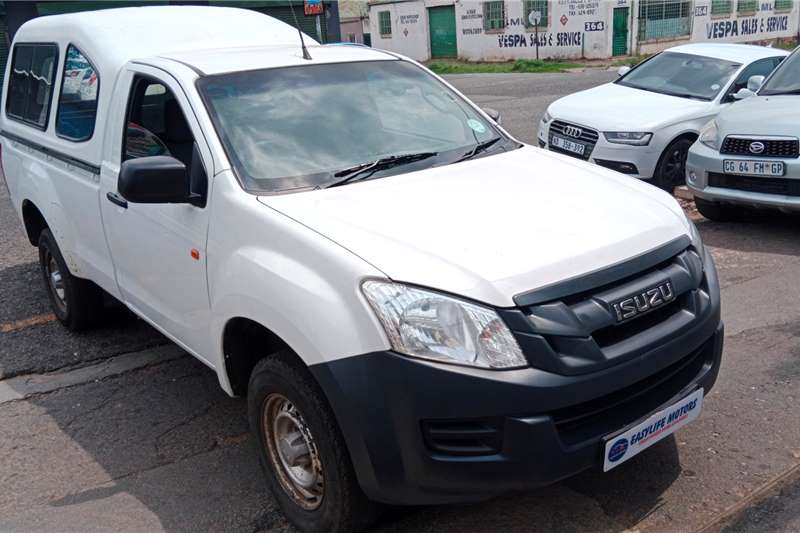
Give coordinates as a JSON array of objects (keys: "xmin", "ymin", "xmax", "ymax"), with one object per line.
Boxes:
[
  {"xmin": 549, "ymin": 82, "xmax": 713, "ymax": 130},
  {"xmin": 259, "ymin": 147, "xmax": 691, "ymax": 307},
  {"xmin": 716, "ymin": 95, "xmax": 800, "ymax": 136}
]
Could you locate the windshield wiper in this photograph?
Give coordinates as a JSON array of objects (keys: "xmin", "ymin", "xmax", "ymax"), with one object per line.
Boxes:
[
  {"xmin": 622, "ymin": 83, "xmax": 709, "ymax": 101},
  {"xmin": 325, "ymin": 152, "xmax": 437, "ymax": 188},
  {"xmin": 456, "ymin": 137, "xmax": 503, "ymax": 163}
]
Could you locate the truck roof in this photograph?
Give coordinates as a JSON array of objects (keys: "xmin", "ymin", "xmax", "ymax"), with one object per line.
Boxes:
[
  {"xmin": 13, "ymin": 6, "xmax": 322, "ymax": 75},
  {"xmin": 164, "ymin": 45, "xmax": 397, "ymax": 76}
]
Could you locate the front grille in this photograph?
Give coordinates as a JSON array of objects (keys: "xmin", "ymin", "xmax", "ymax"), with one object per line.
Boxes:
[
  {"xmin": 721, "ymin": 137, "xmax": 799, "ymax": 158},
  {"xmin": 548, "ymin": 120, "xmax": 599, "ymax": 160},
  {"xmin": 421, "ymin": 418, "xmax": 504, "ymax": 457},
  {"xmin": 505, "ymin": 239, "xmax": 708, "ymax": 376},
  {"xmin": 551, "ymin": 337, "xmax": 712, "ymax": 446},
  {"xmin": 709, "ymin": 172, "xmax": 800, "ymax": 197}
]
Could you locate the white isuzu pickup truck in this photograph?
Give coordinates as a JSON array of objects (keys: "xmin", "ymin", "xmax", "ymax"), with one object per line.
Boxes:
[{"xmin": 1, "ymin": 7, "xmax": 723, "ymax": 533}]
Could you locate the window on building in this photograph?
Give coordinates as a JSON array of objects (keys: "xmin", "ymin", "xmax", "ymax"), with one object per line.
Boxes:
[
  {"xmin": 710, "ymin": 0, "xmax": 733, "ymax": 15},
  {"xmin": 483, "ymin": 1, "xmax": 506, "ymax": 31},
  {"xmin": 523, "ymin": 0, "xmax": 549, "ymax": 28},
  {"xmin": 6, "ymin": 43, "xmax": 58, "ymax": 130},
  {"xmin": 56, "ymin": 45, "xmax": 99, "ymax": 141},
  {"xmin": 637, "ymin": 0, "xmax": 692, "ymax": 41},
  {"xmin": 774, "ymin": 0, "xmax": 793, "ymax": 11},
  {"xmin": 379, "ymin": 11, "xmax": 391, "ymax": 36},
  {"xmin": 737, "ymin": 0, "xmax": 757, "ymax": 13}
]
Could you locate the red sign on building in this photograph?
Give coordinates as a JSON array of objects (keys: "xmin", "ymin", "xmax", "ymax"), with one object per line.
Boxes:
[{"xmin": 304, "ymin": 0, "xmax": 323, "ymax": 16}]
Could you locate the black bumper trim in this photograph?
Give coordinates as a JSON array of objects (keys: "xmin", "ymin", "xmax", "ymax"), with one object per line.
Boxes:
[{"xmin": 310, "ymin": 321, "xmax": 723, "ymax": 505}]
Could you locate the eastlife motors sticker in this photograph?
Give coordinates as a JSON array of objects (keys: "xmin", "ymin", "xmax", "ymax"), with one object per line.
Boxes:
[{"xmin": 603, "ymin": 388, "xmax": 704, "ymax": 472}]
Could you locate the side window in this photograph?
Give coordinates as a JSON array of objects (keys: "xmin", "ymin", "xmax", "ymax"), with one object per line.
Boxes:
[
  {"xmin": 729, "ymin": 58, "xmax": 780, "ymax": 96},
  {"xmin": 56, "ymin": 45, "xmax": 99, "ymax": 141},
  {"xmin": 123, "ymin": 78, "xmax": 195, "ymax": 166},
  {"xmin": 6, "ymin": 43, "xmax": 58, "ymax": 129},
  {"xmin": 122, "ymin": 75, "xmax": 207, "ymax": 205}
]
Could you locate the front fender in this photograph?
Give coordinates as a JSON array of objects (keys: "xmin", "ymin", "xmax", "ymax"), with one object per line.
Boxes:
[{"xmin": 206, "ymin": 172, "xmax": 391, "ymax": 393}]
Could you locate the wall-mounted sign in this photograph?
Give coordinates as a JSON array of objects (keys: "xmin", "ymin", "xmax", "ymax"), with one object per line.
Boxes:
[{"xmin": 304, "ymin": 0, "xmax": 323, "ymax": 16}]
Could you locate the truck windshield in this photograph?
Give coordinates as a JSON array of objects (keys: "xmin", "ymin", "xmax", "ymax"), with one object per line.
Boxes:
[
  {"xmin": 617, "ymin": 52, "xmax": 740, "ymax": 101},
  {"xmin": 759, "ymin": 50, "xmax": 800, "ymax": 96},
  {"xmin": 197, "ymin": 60, "xmax": 509, "ymax": 193}
]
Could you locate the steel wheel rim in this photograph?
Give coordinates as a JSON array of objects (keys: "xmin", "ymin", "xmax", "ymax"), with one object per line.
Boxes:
[
  {"xmin": 45, "ymin": 252, "xmax": 67, "ymax": 312},
  {"xmin": 262, "ymin": 393, "xmax": 324, "ymax": 510}
]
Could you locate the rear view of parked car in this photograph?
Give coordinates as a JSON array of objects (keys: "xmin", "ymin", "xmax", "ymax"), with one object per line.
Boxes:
[
  {"xmin": 687, "ymin": 46, "xmax": 800, "ymax": 220},
  {"xmin": 539, "ymin": 44, "xmax": 786, "ymax": 192}
]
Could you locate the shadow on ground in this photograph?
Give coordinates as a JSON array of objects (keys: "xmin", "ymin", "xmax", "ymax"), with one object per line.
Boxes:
[{"xmin": 0, "ymin": 261, "xmax": 168, "ymax": 379}]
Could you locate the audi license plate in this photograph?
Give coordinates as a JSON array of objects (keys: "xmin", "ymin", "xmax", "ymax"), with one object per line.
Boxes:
[
  {"xmin": 603, "ymin": 388, "xmax": 703, "ymax": 472},
  {"xmin": 723, "ymin": 160, "xmax": 785, "ymax": 177},
  {"xmin": 550, "ymin": 134, "xmax": 586, "ymax": 156}
]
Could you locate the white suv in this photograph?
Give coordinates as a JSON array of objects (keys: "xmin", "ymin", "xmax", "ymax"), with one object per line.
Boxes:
[
  {"xmin": 688, "ymin": 47, "xmax": 800, "ymax": 220},
  {"xmin": 1, "ymin": 7, "xmax": 723, "ymax": 533}
]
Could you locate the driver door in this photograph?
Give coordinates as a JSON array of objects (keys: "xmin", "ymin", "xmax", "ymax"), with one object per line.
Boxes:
[{"xmin": 99, "ymin": 66, "xmax": 214, "ymax": 364}]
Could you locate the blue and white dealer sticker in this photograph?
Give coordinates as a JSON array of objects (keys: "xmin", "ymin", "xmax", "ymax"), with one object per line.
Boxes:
[{"xmin": 603, "ymin": 388, "xmax": 703, "ymax": 472}]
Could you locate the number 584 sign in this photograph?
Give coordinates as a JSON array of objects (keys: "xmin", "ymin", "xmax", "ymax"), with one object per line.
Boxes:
[{"xmin": 585, "ymin": 21, "xmax": 605, "ymax": 31}]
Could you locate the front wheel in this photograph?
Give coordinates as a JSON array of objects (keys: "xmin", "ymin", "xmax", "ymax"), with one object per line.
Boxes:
[
  {"xmin": 652, "ymin": 138, "xmax": 694, "ymax": 194},
  {"xmin": 248, "ymin": 353, "xmax": 380, "ymax": 533}
]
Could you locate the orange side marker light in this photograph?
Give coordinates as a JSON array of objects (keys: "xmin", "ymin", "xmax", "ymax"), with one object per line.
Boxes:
[{"xmin": 191, "ymin": 249, "xmax": 200, "ymax": 260}]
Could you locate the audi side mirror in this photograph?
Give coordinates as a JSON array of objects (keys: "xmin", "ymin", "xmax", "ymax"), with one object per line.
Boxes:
[
  {"xmin": 617, "ymin": 65, "xmax": 631, "ymax": 77},
  {"xmin": 747, "ymin": 75, "xmax": 765, "ymax": 92},
  {"xmin": 734, "ymin": 88, "xmax": 756, "ymax": 100},
  {"xmin": 483, "ymin": 107, "xmax": 501, "ymax": 124}
]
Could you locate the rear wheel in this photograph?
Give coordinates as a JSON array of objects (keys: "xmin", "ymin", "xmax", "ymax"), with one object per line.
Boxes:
[
  {"xmin": 652, "ymin": 138, "xmax": 694, "ymax": 193},
  {"xmin": 38, "ymin": 229, "xmax": 104, "ymax": 331},
  {"xmin": 248, "ymin": 353, "xmax": 380, "ymax": 533},
  {"xmin": 694, "ymin": 197, "xmax": 745, "ymax": 222}
]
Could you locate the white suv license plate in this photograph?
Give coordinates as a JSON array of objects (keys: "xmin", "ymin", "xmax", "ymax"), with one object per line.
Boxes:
[
  {"xmin": 603, "ymin": 388, "xmax": 703, "ymax": 472},
  {"xmin": 550, "ymin": 134, "xmax": 586, "ymax": 155},
  {"xmin": 723, "ymin": 159, "xmax": 785, "ymax": 177}
]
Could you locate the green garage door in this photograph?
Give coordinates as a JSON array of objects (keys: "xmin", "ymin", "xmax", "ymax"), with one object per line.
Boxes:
[
  {"xmin": 612, "ymin": 7, "xmax": 629, "ymax": 56},
  {"xmin": 428, "ymin": 6, "xmax": 457, "ymax": 59}
]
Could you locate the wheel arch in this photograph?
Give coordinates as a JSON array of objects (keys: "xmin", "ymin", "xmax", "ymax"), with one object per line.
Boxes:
[
  {"xmin": 21, "ymin": 199, "xmax": 49, "ymax": 246},
  {"xmin": 221, "ymin": 316, "xmax": 307, "ymax": 397}
]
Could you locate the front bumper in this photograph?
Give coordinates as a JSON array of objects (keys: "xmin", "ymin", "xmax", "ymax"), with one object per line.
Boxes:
[
  {"xmin": 312, "ymin": 249, "xmax": 723, "ymax": 505},
  {"xmin": 687, "ymin": 142, "xmax": 800, "ymax": 211},
  {"xmin": 538, "ymin": 120, "xmax": 661, "ymax": 180}
]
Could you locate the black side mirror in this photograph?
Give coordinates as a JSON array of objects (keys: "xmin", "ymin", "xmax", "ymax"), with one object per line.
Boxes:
[
  {"xmin": 483, "ymin": 107, "xmax": 501, "ymax": 124},
  {"xmin": 119, "ymin": 156, "xmax": 199, "ymax": 205}
]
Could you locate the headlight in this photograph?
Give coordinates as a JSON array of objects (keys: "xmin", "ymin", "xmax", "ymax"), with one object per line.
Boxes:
[
  {"xmin": 361, "ymin": 280, "xmax": 526, "ymax": 369},
  {"xmin": 542, "ymin": 110, "xmax": 553, "ymax": 124},
  {"xmin": 603, "ymin": 132, "xmax": 653, "ymax": 146},
  {"xmin": 699, "ymin": 120, "xmax": 719, "ymax": 150}
]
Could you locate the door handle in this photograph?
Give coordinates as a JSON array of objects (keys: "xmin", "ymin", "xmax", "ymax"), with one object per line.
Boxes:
[{"xmin": 106, "ymin": 191, "xmax": 128, "ymax": 209}]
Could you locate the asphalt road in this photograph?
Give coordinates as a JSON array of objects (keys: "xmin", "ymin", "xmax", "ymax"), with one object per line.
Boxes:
[{"xmin": 1, "ymin": 70, "xmax": 799, "ymax": 533}]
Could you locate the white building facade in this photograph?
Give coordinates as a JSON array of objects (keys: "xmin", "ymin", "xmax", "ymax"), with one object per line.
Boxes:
[{"xmin": 368, "ymin": 0, "xmax": 799, "ymax": 61}]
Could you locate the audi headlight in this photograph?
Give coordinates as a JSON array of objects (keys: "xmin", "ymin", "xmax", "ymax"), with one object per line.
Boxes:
[
  {"xmin": 603, "ymin": 132, "xmax": 653, "ymax": 146},
  {"xmin": 699, "ymin": 120, "xmax": 719, "ymax": 150},
  {"xmin": 361, "ymin": 281, "xmax": 526, "ymax": 369},
  {"xmin": 542, "ymin": 110, "xmax": 553, "ymax": 124}
]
